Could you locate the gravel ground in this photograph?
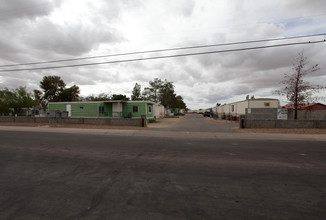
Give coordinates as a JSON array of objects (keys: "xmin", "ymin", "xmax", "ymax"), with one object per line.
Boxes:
[{"xmin": 147, "ymin": 117, "xmax": 181, "ymax": 128}]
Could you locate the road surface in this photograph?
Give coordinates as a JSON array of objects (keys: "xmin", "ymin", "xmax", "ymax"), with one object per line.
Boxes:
[{"xmin": 0, "ymin": 115, "xmax": 325, "ymax": 219}]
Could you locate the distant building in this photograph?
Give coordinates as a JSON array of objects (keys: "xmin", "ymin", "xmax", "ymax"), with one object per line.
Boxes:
[
  {"xmin": 214, "ymin": 98, "xmax": 279, "ymax": 119},
  {"xmin": 282, "ymin": 103, "xmax": 326, "ymax": 111}
]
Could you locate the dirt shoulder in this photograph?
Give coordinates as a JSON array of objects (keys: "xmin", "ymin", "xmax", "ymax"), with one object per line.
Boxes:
[
  {"xmin": 147, "ymin": 116, "xmax": 181, "ymax": 129},
  {"xmin": 0, "ymin": 122, "xmax": 148, "ymax": 130},
  {"xmin": 0, "ymin": 116, "xmax": 182, "ymax": 130},
  {"xmin": 0, "ymin": 122, "xmax": 48, "ymax": 127},
  {"xmin": 236, "ymin": 127, "xmax": 326, "ymax": 134},
  {"xmin": 207, "ymin": 117, "xmax": 326, "ymax": 134}
]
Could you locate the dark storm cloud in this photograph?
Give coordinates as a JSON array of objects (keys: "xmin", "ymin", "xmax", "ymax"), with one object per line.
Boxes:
[
  {"xmin": 0, "ymin": 71, "xmax": 42, "ymax": 91},
  {"xmin": 0, "ymin": 0, "xmax": 62, "ymax": 63},
  {"xmin": 27, "ymin": 19, "xmax": 124, "ymax": 56},
  {"xmin": 0, "ymin": 37, "xmax": 21, "ymax": 56},
  {"xmin": 0, "ymin": 0, "xmax": 62, "ymax": 21},
  {"xmin": 0, "ymin": 0, "xmax": 126, "ymax": 66}
]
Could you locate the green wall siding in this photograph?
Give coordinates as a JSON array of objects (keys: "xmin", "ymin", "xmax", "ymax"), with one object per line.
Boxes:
[
  {"xmin": 123, "ymin": 102, "xmax": 144, "ymax": 118},
  {"xmin": 99, "ymin": 103, "xmax": 112, "ymax": 117},
  {"xmin": 49, "ymin": 102, "xmax": 153, "ymax": 118},
  {"xmin": 123, "ymin": 102, "xmax": 153, "ymax": 118},
  {"xmin": 48, "ymin": 103, "xmax": 66, "ymax": 111},
  {"xmin": 71, "ymin": 103, "xmax": 98, "ymax": 117},
  {"xmin": 49, "ymin": 102, "xmax": 113, "ymax": 117}
]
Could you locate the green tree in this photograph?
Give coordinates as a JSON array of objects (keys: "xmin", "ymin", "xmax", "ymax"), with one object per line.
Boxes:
[
  {"xmin": 159, "ymin": 80, "xmax": 176, "ymax": 108},
  {"xmin": 131, "ymin": 83, "xmax": 142, "ymax": 100},
  {"xmin": 15, "ymin": 87, "xmax": 35, "ymax": 109},
  {"xmin": 141, "ymin": 78, "xmax": 187, "ymax": 109},
  {"xmin": 33, "ymin": 89, "xmax": 46, "ymax": 109},
  {"xmin": 59, "ymin": 85, "xmax": 80, "ymax": 102},
  {"xmin": 0, "ymin": 87, "xmax": 35, "ymax": 115},
  {"xmin": 85, "ymin": 93, "xmax": 111, "ymax": 101},
  {"xmin": 174, "ymin": 95, "xmax": 186, "ymax": 109},
  {"xmin": 142, "ymin": 78, "xmax": 163, "ymax": 102},
  {"xmin": 0, "ymin": 89, "xmax": 12, "ymax": 114},
  {"xmin": 276, "ymin": 52, "xmax": 324, "ymax": 119},
  {"xmin": 40, "ymin": 75, "xmax": 66, "ymax": 102},
  {"xmin": 111, "ymin": 94, "xmax": 130, "ymax": 101}
]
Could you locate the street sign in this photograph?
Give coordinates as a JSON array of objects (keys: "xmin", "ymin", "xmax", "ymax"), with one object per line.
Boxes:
[{"xmin": 277, "ymin": 108, "xmax": 288, "ymax": 120}]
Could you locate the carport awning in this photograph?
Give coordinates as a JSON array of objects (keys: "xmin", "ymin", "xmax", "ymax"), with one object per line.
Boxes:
[{"xmin": 103, "ymin": 100, "xmax": 127, "ymax": 103}]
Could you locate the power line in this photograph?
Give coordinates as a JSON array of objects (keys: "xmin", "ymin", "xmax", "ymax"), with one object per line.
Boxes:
[
  {"xmin": 0, "ymin": 33, "xmax": 325, "ymax": 68},
  {"xmin": 1, "ymin": 40, "xmax": 324, "ymax": 72}
]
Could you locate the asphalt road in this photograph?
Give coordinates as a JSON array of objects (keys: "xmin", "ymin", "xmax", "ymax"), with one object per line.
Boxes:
[{"xmin": 0, "ymin": 116, "xmax": 326, "ymax": 219}]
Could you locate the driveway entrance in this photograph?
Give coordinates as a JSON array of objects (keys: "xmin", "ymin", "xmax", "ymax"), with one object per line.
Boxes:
[{"xmin": 154, "ymin": 113, "xmax": 238, "ymax": 132}]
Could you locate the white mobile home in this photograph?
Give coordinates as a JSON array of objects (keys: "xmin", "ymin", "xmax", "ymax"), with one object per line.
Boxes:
[
  {"xmin": 216, "ymin": 98, "xmax": 279, "ymax": 119},
  {"xmin": 154, "ymin": 103, "xmax": 165, "ymax": 118}
]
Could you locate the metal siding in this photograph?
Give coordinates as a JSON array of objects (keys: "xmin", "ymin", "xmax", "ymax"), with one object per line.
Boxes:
[
  {"xmin": 236, "ymin": 101, "xmax": 249, "ymax": 115},
  {"xmin": 147, "ymin": 104, "xmax": 154, "ymax": 118},
  {"xmin": 48, "ymin": 103, "xmax": 66, "ymax": 111},
  {"xmin": 249, "ymin": 100, "xmax": 279, "ymax": 108},
  {"xmin": 49, "ymin": 102, "xmax": 112, "ymax": 117},
  {"xmin": 50, "ymin": 101, "xmax": 157, "ymax": 118},
  {"xmin": 105, "ymin": 103, "xmax": 113, "ymax": 117},
  {"xmin": 71, "ymin": 103, "xmax": 98, "ymax": 117},
  {"xmin": 123, "ymin": 102, "xmax": 148, "ymax": 118},
  {"xmin": 98, "ymin": 103, "xmax": 112, "ymax": 117}
]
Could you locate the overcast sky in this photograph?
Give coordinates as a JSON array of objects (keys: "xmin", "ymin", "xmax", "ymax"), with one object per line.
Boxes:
[{"xmin": 0, "ymin": 0, "xmax": 325, "ymax": 109}]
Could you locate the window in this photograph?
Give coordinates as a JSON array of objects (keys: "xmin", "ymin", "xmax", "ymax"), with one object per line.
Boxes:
[
  {"xmin": 148, "ymin": 106, "xmax": 152, "ymax": 113},
  {"xmin": 99, "ymin": 106, "xmax": 104, "ymax": 113},
  {"xmin": 264, "ymin": 102, "xmax": 270, "ymax": 107},
  {"xmin": 231, "ymin": 105, "xmax": 235, "ymax": 112},
  {"xmin": 133, "ymin": 106, "xmax": 138, "ymax": 113},
  {"xmin": 80, "ymin": 106, "xmax": 84, "ymax": 110}
]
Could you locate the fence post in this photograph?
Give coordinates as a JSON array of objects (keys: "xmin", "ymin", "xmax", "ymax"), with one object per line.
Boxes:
[
  {"xmin": 239, "ymin": 115, "xmax": 245, "ymax": 129},
  {"xmin": 141, "ymin": 115, "xmax": 147, "ymax": 127}
]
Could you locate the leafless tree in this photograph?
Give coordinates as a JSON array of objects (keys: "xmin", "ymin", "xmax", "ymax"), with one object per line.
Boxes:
[{"xmin": 276, "ymin": 52, "xmax": 324, "ymax": 120}]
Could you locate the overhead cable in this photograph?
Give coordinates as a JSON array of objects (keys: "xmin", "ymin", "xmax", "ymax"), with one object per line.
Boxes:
[
  {"xmin": 0, "ymin": 33, "xmax": 325, "ymax": 68},
  {"xmin": 0, "ymin": 40, "xmax": 324, "ymax": 72}
]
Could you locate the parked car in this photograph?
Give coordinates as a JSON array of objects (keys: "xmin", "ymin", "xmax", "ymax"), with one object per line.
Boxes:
[{"xmin": 203, "ymin": 111, "xmax": 211, "ymax": 117}]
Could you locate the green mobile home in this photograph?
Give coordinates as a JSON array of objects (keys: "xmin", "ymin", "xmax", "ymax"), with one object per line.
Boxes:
[{"xmin": 48, "ymin": 101, "xmax": 155, "ymax": 119}]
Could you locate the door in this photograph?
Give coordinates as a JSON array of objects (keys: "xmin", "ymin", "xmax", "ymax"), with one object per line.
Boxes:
[
  {"xmin": 112, "ymin": 103, "xmax": 122, "ymax": 117},
  {"xmin": 66, "ymin": 104, "xmax": 71, "ymax": 117}
]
